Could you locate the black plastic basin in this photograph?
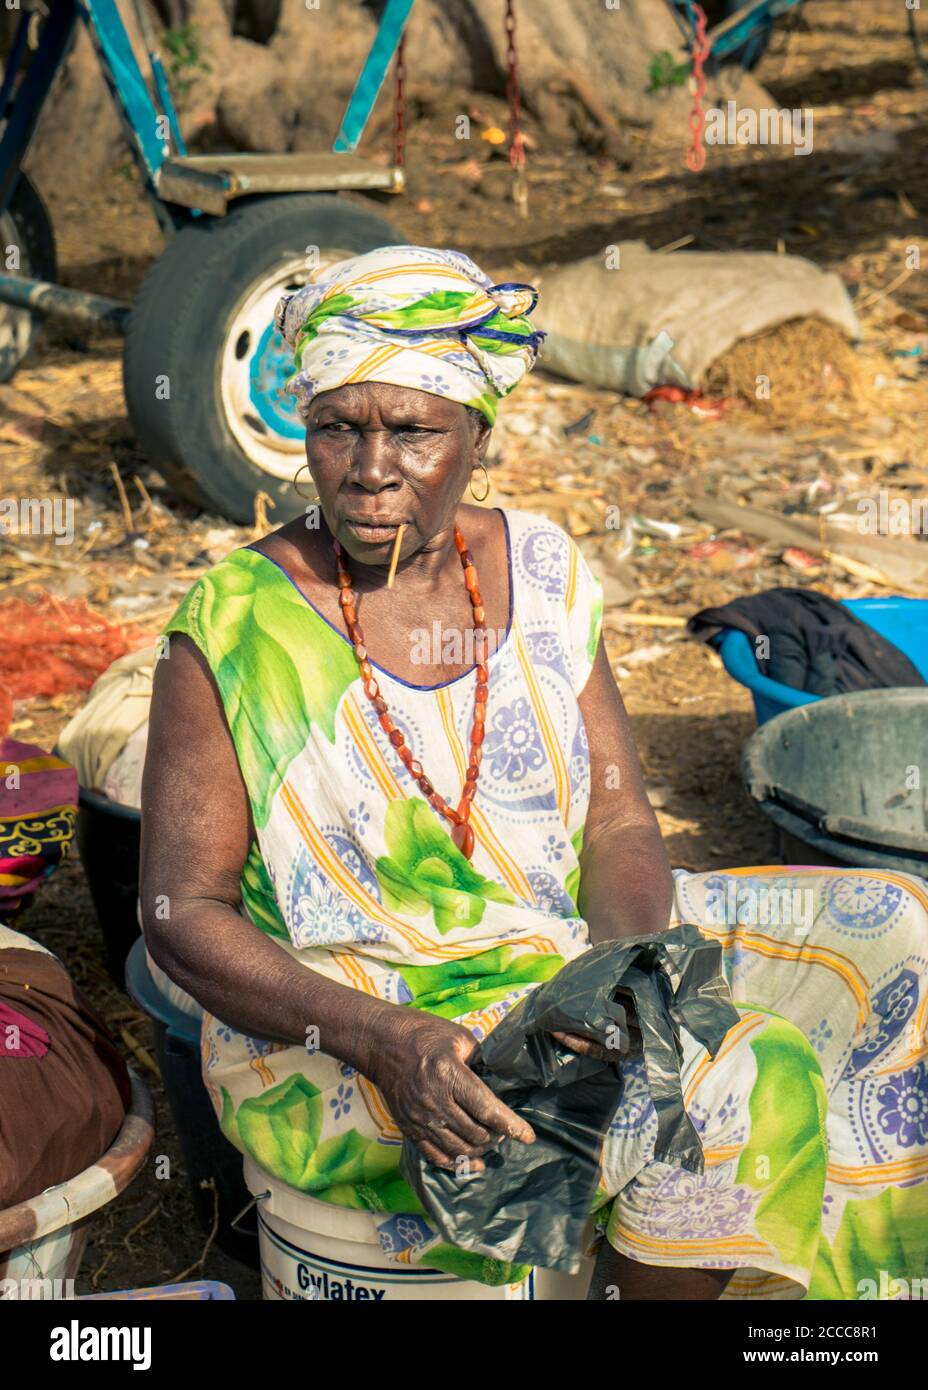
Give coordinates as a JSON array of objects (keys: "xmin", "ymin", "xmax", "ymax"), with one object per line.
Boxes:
[
  {"xmin": 743, "ymin": 688, "xmax": 928, "ymax": 876},
  {"xmin": 75, "ymin": 786, "xmax": 141, "ymax": 980}
]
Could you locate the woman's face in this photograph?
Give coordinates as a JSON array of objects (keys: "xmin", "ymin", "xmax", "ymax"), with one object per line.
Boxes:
[{"xmin": 303, "ymin": 382, "xmax": 490, "ymax": 565}]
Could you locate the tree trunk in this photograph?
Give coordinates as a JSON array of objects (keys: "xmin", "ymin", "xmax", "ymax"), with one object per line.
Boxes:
[{"xmin": 21, "ymin": 0, "xmax": 773, "ymax": 202}]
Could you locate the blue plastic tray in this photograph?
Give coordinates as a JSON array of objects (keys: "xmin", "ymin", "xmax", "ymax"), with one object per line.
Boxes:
[
  {"xmin": 124, "ymin": 934, "xmax": 200, "ymax": 1046},
  {"xmin": 76, "ymin": 1280, "xmax": 236, "ymax": 1300},
  {"xmin": 716, "ymin": 596, "xmax": 928, "ymax": 723}
]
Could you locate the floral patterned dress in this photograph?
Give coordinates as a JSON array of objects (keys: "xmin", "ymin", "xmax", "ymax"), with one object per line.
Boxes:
[{"xmin": 164, "ymin": 508, "xmax": 928, "ymax": 1295}]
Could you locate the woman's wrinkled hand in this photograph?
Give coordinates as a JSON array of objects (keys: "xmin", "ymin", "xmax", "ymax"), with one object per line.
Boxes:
[
  {"xmin": 361, "ymin": 1006, "xmax": 535, "ymax": 1171},
  {"xmin": 550, "ymin": 988, "xmax": 643, "ymax": 1061},
  {"xmin": 549, "ymin": 1030, "xmax": 615, "ymax": 1061}
]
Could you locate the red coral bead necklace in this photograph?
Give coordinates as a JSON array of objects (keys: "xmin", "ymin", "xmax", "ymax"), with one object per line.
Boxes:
[{"xmin": 333, "ymin": 525, "xmax": 487, "ymax": 860}]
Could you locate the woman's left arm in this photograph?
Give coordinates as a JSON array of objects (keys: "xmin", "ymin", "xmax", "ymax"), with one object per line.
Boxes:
[{"xmin": 575, "ymin": 637, "xmax": 673, "ymax": 942}]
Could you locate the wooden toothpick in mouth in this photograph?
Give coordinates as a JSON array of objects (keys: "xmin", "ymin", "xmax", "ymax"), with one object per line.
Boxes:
[{"xmin": 386, "ymin": 524, "xmax": 406, "ymax": 589}]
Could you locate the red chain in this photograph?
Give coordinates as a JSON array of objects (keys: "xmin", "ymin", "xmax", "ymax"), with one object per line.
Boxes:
[
  {"xmin": 505, "ymin": 0, "xmax": 525, "ymax": 173},
  {"xmin": 393, "ymin": 31, "xmax": 406, "ymax": 169},
  {"xmin": 686, "ymin": 3, "xmax": 711, "ymax": 173}
]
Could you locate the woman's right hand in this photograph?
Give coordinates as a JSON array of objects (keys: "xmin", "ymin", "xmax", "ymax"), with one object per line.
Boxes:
[{"xmin": 359, "ymin": 1006, "xmax": 535, "ymax": 1172}]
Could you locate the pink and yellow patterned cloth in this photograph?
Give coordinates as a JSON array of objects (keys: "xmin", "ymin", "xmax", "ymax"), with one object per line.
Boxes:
[{"xmin": 0, "ymin": 736, "xmax": 77, "ymax": 919}]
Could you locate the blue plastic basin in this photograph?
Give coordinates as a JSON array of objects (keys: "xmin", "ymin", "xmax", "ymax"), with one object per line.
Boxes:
[{"xmin": 716, "ymin": 596, "xmax": 928, "ymax": 724}]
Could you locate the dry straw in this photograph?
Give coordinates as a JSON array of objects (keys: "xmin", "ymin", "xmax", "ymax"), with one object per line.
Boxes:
[
  {"xmin": 706, "ymin": 318, "xmax": 880, "ymax": 420},
  {"xmin": 387, "ymin": 524, "xmax": 406, "ymax": 588}
]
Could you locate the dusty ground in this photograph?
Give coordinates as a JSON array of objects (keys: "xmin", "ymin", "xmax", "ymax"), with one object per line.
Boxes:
[{"xmin": 3, "ymin": 0, "xmax": 928, "ymax": 1297}]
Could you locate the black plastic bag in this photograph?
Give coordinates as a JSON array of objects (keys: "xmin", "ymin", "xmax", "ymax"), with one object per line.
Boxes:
[{"xmin": 401, "ymin": 925, "xmax": 739, "ymax": 1272}]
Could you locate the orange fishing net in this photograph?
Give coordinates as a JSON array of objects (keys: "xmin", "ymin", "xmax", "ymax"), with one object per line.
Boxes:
[{"xmin": 0, "ymin": 591, "xmax": 132, "ymax": 738}]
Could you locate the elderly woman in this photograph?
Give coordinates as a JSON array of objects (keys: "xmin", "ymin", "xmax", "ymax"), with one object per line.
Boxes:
[{"xmin": 142, "ymin": 246, "xmax": 928, "ymax": 1300}]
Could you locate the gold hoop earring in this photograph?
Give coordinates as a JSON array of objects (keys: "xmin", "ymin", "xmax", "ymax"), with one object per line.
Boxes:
[
  {"xmin": 293, "ymin": 462, "xmax": 320, "ymax": 503},
  {"xmin": 469, "ymin": 464, "xmax": 491, "ymax": 503}
]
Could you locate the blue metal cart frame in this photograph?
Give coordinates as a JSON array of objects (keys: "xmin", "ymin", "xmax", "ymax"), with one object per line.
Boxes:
[
  {"xmin": 668, "ymin": 0, "xmax": 804, "ymax": 71},
  {"xmin": 0, "ymin": 0, "xmax": 411, "ymax": 227},
  {"xmin": 0, "ymin": 0, "xmax": 413, "ymax": 519}
]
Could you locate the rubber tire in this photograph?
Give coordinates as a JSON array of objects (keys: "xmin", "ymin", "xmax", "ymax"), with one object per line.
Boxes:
[
  {"xmin": 123, "ymin": 194, "xmax": 402, "ymax": 521},
  {"xmin": 0, "ymin": 172, "xmax": 58, "ymax": 382}
]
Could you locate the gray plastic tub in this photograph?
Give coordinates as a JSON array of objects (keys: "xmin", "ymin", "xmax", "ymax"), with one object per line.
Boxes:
[{"xmin": 742, "ymin": 688, "xmax": 928, "ymax": 876}]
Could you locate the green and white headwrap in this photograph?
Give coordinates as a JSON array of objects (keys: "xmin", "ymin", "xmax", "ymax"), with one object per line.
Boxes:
[{"xmin": 274, "ymin": 244, "xmax": 543, "ymax": 425}]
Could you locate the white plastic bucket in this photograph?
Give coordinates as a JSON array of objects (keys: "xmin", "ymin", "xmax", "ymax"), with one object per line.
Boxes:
[
  {"xmin": 0, "ymin": 1074, "xmax": 154, "ymax": 1299},
  {"xmin": 243, "ymin": 1158, "xmax": 592, "ymax": 1301}
]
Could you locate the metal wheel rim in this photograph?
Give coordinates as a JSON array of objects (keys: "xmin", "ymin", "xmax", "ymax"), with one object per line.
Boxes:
[
  {"xmin": 0, "ymin": 208, "xmax": 34, "ymax": 373},
  {"xmin": 218, "ymin": 247, "xmax": 353, "ymax": 482}
]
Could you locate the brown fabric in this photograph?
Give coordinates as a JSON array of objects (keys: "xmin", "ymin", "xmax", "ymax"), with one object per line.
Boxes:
[{"xmin": 0, "ymin": 947, "xmax": 131, "ymax": 1209}]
